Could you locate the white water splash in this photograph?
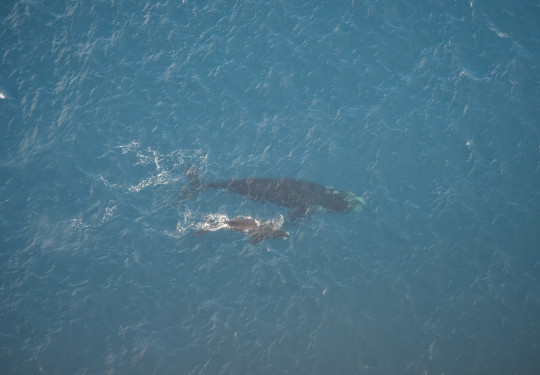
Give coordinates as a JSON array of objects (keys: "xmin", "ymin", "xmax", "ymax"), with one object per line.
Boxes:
[{"xmin": 100, "ymin": 142, "xmax": 208, "ymax": 194}]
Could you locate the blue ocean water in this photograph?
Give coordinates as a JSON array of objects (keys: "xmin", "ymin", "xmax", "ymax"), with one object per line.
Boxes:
[{"xmin": 1, "ymin": 0, "xmax": 540, "ymax": 373}]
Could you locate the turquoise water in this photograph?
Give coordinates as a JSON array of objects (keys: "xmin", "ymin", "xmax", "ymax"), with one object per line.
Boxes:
[{"xmin": 1, "ymin": 0, "xmax": 540, "ymax": 373}]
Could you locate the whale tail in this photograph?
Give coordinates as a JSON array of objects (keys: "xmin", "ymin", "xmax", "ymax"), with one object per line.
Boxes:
[{"xmin": 177, "ymin": 163, "xmax": 204, "ymax": 201}]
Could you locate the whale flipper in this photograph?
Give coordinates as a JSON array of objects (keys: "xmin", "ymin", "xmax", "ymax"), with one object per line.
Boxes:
[
  {"xmin": 289, "ymin": 205, "xmax": 311, "ymax": 221},
  {"xmin": 194, "ymin": 229, "xmax": 209, "ymax": 237},
  {"xmin": 249, "ymin": 234, "xmax": 264, "ymax": 244}
]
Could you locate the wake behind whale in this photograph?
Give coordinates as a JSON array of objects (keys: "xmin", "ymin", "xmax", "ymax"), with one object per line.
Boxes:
[{"xmin": 178, "ymin": 165, "xmax": 365, "ymax": 220}]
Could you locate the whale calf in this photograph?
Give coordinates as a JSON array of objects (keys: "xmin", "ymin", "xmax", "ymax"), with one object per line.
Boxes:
[
  {"xmin": 179, "ymin": 165, "xmax": 365, "ymax": 220},
  {"xmin": 194, "ymin": 214, "xmax": 289, "ymax": 243}
]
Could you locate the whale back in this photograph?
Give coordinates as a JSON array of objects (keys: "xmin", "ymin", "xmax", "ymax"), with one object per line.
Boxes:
[{"xmin": 208, "ymin": 177, "xmax": 362, "ymax": 213}]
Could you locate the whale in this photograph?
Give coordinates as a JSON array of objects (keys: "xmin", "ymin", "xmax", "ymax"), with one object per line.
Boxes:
[
  {"xmin": 194, "ymin": 214, "xmax": 289, "ymax": 243},
  {"xmin": 178, "ymin": 165, "xmax": 365, "ymax": 220}
]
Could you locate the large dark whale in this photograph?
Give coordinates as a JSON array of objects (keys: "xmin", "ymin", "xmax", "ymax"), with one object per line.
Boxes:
[
  {"xmin": 179, "ymin": 165, "xmax": 366, "ymax": 219},
  {"xmin": 194, "ymin": 214, "xmax": 289, "ymax": 243}
]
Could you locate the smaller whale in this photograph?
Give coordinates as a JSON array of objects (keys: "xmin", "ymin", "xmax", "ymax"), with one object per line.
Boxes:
[{"xmin": 194, "ymin": 214, "xmax": 289, "ymax": 244}]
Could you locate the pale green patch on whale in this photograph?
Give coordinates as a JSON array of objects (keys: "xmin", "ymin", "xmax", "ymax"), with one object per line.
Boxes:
[
  {"xmin": 345, "ymin": 193, "xmax": 366, "ymax": 212},
  {"xmin": 325, "ymin": 186, "xmax": 340, "ymax": 195}
]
